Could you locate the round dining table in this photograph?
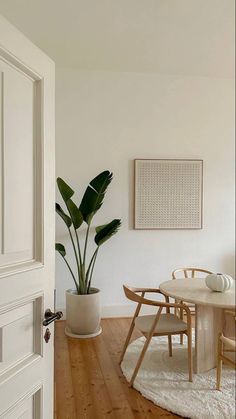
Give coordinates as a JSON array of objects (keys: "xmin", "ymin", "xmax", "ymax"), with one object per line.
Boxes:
[{"xmin": 160, "ymin": 278, "xmax": 235, "ymax": 373}]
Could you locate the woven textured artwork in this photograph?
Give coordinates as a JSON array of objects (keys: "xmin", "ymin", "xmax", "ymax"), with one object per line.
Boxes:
[{"xmin": 134, "ymin": 159, "xmax": 203, "ymax": 229}]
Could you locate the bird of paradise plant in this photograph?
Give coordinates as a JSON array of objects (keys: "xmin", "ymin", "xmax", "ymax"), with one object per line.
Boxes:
[{"xmin": 55, "ymin": 171, "xmax": 121, "ymax": 294}]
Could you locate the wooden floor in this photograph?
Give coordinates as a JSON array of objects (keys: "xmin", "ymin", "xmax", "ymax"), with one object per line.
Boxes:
[{"xmin": 55, "ymin": 319, "xmax": 182, "ymax": 419}]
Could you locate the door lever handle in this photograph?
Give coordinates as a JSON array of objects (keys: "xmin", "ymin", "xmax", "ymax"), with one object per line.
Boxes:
[{"xmin": 43, "ymin": 309, "xmax": 63, "ymax": 326}]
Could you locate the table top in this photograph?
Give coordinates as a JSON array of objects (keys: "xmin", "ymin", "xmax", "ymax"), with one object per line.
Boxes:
[{"xmin": 160, "ymin": 278, "xmax": 235, "ymax": 309}]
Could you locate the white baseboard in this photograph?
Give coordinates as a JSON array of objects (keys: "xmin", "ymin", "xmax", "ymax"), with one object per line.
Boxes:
[
  {"xmin": 56, "ymin": 303, "xmax": 156, "ymax": 320},
  {"xmin": 101, "ymin": 304, "xmax": 136, "ymax": 318}
]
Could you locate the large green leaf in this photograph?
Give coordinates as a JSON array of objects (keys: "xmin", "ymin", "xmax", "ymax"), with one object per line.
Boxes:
[
  {"xmin": 95, "ymin": 219, "xmax": 121, "ymax": 246},
  {"xmin": 55, "ymin": 243, "xmax": 66, "ymax": 257},
  {"xmin": 56, "ymin": 203, "xmax": 72, "ymax": 227},
  {"xmin": 79, "ymin": 171, "xmax": 113, "ymax": 224},
  {"xmin": 67, "ymin": 199, "xmax": 83, "ymax": 229},
  {"xmin": 95, "ymin": 224, "xmax": 107, "ymax": 234},
  {"xmin": 57, "ymin": 177, "xmax": 74, "ymax": 202}
]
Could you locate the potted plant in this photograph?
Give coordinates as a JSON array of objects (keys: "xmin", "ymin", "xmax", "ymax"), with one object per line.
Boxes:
[{"xmin": 55, "ymin": 170, "xmax": 121, "ymax": 338}]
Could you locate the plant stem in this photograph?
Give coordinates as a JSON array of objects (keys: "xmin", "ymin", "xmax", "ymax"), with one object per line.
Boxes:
[
  {"xmin": 83, "ymin": 222, "xmax": 90, "ymax": 267},
  {"xmin": 80, "ymin": 264, "xmax": 86, "ymax": 294},
  {"xmin": 85, "ymin": 247, "xmax": 99, "ymax": 286},
  {"xmin": 66, "ymin": 203, "xmax": 83, "ymax": 268},
  {"xmin": 75, "ymin": 229, "xmax": 82, "ymax": 266},
  {"xmin": 87, "ymin": 247, "xmax": 99, "ymax": 294},
  {"xmin": 61, "ymin": 255, "xmax": 79, "ymax": 294},
  {"xmin": 68, "ymin": 227, "xmax": 80, "ymax": 279}
]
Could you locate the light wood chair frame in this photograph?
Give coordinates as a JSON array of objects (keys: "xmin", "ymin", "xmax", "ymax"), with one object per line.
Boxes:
[
  {"xmin": 172, "ymin": 267, "xmax": 213, "ymax": 344},
  {"xmin": 216, "ymin": 310, "xmax": 236, "ymax": 391},
  {"xmin": 119, "ymin": 285, "xmax": 193, "ymax": 387}
]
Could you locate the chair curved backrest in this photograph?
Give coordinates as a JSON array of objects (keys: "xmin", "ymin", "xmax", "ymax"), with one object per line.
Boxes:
[
  {"xmin": 123, "ymin": 285, "xmax": 145, "ymax": 303},
  {"xmin": 172, "ymin": 267, "xmax": 213, "ymax": 280},
  {"xmin": 123, "ymin": 285, "xmax": 165, "ymax": 308}
]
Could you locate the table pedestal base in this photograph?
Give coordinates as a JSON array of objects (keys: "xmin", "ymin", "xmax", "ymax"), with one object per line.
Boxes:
[{"xmin": 194, "ymin": 306, "xmax": 235, "ymax": 373}]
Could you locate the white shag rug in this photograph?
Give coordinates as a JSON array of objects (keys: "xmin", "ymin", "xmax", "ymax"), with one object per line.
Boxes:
[{"xmin": 121, "ymin": 334, "xmax": 235, "ymax": 419}]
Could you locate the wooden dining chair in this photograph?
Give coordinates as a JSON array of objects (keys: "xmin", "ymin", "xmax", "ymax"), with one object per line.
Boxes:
[
  {"xmin": 172, "ymin": 267, "xmax": 213, "ymax": 344},
  {"xmin": 119, "ymin": 285, "xmax": 193, "ymax": 387},
  {"xmin": 216, "ymin": 310, "xmax": 236, "ymax": 390}
]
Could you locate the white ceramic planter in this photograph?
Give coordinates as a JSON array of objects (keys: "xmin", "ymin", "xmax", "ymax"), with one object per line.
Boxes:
[{"xmin": 65, "ymin": 288, "xmax": 102, "ymax": 338}]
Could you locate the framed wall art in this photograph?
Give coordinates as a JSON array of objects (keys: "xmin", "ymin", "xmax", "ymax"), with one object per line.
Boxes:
[{"xmin": 134, "ymin": 159, "xmax": 203, "ymax": 229}]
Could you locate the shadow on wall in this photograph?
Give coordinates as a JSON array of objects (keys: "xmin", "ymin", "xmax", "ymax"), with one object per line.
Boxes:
[{"xmin": 222, "ymin": 254, "xmax": 235, "ymax": 277}]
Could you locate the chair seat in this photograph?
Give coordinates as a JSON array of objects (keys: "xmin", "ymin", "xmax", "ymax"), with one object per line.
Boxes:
[{"xmin": 135, "ymin": 313, "xmax": 187, "ymax": 334}]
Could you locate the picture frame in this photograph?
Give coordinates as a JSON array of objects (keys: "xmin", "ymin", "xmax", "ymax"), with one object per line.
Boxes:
[{"xmin": 134, "ymin": 159, "xmax": 203, "ymax": 230}]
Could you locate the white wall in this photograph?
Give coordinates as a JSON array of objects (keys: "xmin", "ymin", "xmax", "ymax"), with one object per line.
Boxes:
[{"xmin": 55, "ymin": 69, "xmax": 235, "ymax": 316}]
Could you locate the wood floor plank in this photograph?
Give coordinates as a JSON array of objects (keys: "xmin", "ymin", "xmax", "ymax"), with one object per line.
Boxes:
[
  {"xmin": 54, "ymin": 321, "xmax": 76, "ymax": 419},
  {"xmin": 106, "ymin": 318, "xmax": 179, "ymax": 419},
  {"xmin": 68, "ymin": 337, "xmax": 97, "ymax": 419},
  {"xmin": 80, "ymin": 339, "xmax": 115, "ymax": 418},
  {"xmin": 92, "ymin": 332, "xmax": 135, "ymax": 419},
  {"xmin": 102, "ymin": 318, "xmax": 147, "ymax": 419},
  {"xmin": 55, "ymin": 319, "xmax": 183, "ymax": 419}
]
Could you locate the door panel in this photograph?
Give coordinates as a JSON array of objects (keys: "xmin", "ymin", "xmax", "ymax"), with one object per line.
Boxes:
[
  {"xmin": 0, "ymin": 14, "xmax": 55, "ymax": 418},
  {"xmin": 4, "ymin": 397, "xmax": 34, "ymax": 419},
  {"xmin": 1, "ymin": 387, "xmax": 41, "ymax": 419},
  {"xmin": 1, "ymin": 61, "xmax": 34, "ymax": 256},
  {"xmin": 0, "ymin": 60, "xmax": 42, "ymax": 270},
  {"xmin": 0, "ymin": 294, "xmax": 42, "ymax": 377}
]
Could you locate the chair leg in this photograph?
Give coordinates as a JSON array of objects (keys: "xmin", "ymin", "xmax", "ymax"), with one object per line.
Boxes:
[
  {"xmin": 129, "ymin": 306, "xmax": 163, "ymax": 387},
  {"xmin": 174, "ymin": 299, "xmax": 178, "ymax": 316},
  {"xmin": 120, "ymin": 299, "xmax": 144, "ymax": 365},
  {"xmin": 216, "ymin": 335, "xmax": 223, "ymax": 390},
  {"xmin": 129, "ymin": 334, "xmax": 153, "ymax": 387},
  {"xmin": 216, "ymin": 358, "xmax": 222, "ymax": 391},
  {"xmin": 119, "ymin": 321, "xmax": 135, "ymax": 365},
  {"xmin": 180, "ymin": 306, "xmax": 184, "ymax": 344},
  {"xmin": 168, "ymin": 335, "xmax": 172, "ymax": 357},
  {"xmin": 180, "ymin": 308, "xmax": 185, "ymax": 345},
  {"xmin": 187, "ymin": 330, "xmax": 193, "ymax": 382}
]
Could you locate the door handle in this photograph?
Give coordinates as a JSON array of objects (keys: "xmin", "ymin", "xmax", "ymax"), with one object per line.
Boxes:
[{"xmin": 43, "ymin": 309, "xmax": 63, "ymax": 326}]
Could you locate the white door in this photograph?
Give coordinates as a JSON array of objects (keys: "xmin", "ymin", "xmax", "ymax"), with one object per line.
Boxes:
[{"xmin": 0, "ymin": 15, "xmax": 55, "ymax": 418}]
